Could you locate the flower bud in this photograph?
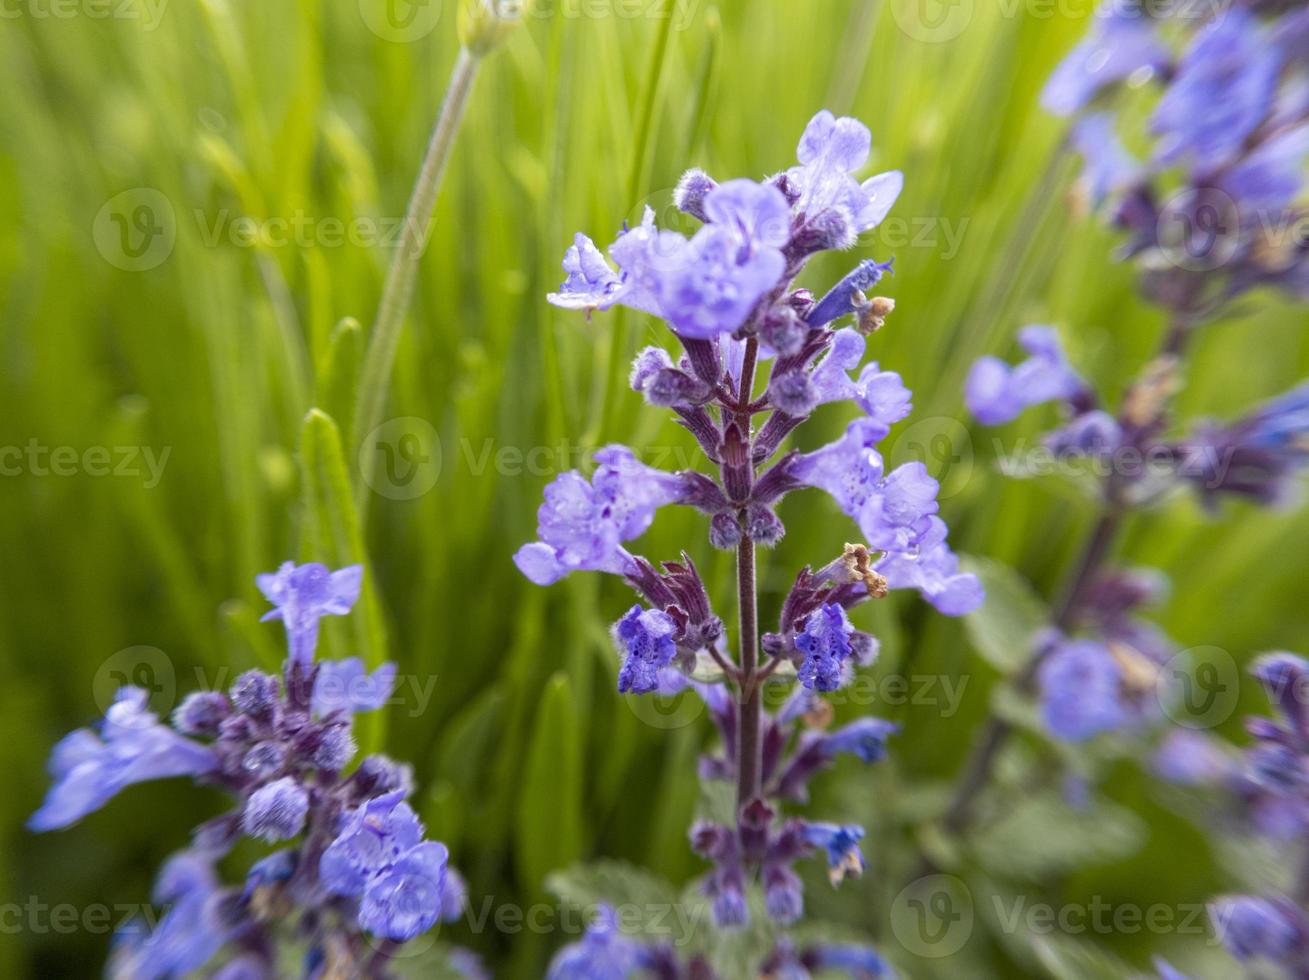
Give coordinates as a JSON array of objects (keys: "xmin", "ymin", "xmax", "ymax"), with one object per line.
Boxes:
[
  {"xmin": 745, "ymin": 503, "xmax": 785, "ymax": 547},
  {"xmin": 459, "ymin": 0, "xmax": 529, "ymax": 57},
  {"xmin": 674, "ymin": 168, "xmax": 717, "ymax": 223},
  {"xmin": 709, "ymin": 512, "xmax": 742, "ymax": 550},
  {"xmin": 768, "ymin": 371, "xmax": 819, "ymax": 417},
  {"xmin": 760, "ymin": 305, "xmax": 809, "ymax": 357}
]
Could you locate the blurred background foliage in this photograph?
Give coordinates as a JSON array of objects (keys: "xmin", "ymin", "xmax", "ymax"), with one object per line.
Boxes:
[{"xmin": 1, "ymin": 0, "xmax": 1307, "ymax": 976}]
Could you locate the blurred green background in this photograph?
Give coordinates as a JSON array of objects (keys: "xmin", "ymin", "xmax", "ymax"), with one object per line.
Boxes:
[{"xmin": 2, "ymin": 0, "xmax": 1307, "ymax": 976}]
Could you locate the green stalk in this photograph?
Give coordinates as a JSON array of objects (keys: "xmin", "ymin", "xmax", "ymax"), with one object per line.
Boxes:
[{"xmin": 353, "ymin": 48, "xmax": 482, "ymax": 507}]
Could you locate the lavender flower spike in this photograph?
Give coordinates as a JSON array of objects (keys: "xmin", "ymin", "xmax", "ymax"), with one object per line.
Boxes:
[
  {"xmin": 256, "ymin": 560, "xmax": 363, "ymax": 664},
  {"xmin": 532, "ymin": 108, "xmax": 969, "ymax": 975},
  {"xmin": 32, "ymin": 561, "xmax": 466, "ymax": 975}
]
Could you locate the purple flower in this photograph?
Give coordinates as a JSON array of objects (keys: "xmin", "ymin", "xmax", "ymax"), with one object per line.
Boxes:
[
  {"xmin": 551, "ymin": 181, "xmax": 791, "ymax": 340},
  {"xmin": 1071, "ymin": 112, "xmax": 1140, "ymax": 206},
  {"xmin": 789, "ymin": 417, "xmax": 894, "ymax": 515},
  {"xmin": 320, "ymin": 790, "xmax": 423, "ymax": 897},
  {"xmin": 674, "ymin": 167, "xmax": 717, "ymax": 221},
  {"xmin": 172, "ymin": 691, "xmax": 231, "ymax": 736},
  {"xmin": 809, "ymin": 943, "xmax": 894, "ymax": 978},
  {"xmin": 1218, "ymin": 124, "xmax": 1309, "ymax": 218},
  {"xmin": 311, "ymin": 657, "xmax": 397, "ymax": 718},
  {"xmin": 763, "ymin": 863, "xmax": 804, "ymax": 925},
  {"xmin": 1047, "ymin": 409, "xmax": 1123, "ymax": 459},
  {"xmin": 312, "ymin": 723, "xmax": 356, "ymax": 771},
  {"xmin": 1038, "ymin": 639, "xmax": 1127, "ymax": 741},
  {"xmin": 796, "ymin": 604, "xmax": 855, "ymax": 692},
  {"xmin": 966, "ymin": 326, "xmax": 1084, "ymax": 425},
  {"xmin": 1042, "ymin": 9, "xmax": 1169, "ymax": 117},
  {"xmin": 806, "ymin": 259, "xmax": 894, "ymax": 328},
  {"xmin": 614, "ymin": 605, "xmax": 678, "ymax": 694},
  {"xmin": 547, "ymin": 232, "xmax": 626, "ymax": 311},
  {"xmin": 1178, "ymin": 381, "xmax": 1309, "ymax": 507},
  {"xmin": 818, "ymin": 718, "xmax": 898, "ymax": 763},
  {"xmin": 856, "ymin": 364, "xmax": 912, "ymax": 429},
  {"xmin": 515, "ymin": 447, "xmax": 693, "ymax": 585},
  {"xmin": 546, "ymin": 905, "xmax": 647, "ymax": 980},
  {"xmin": 875, "ymin": 516, "xmax": 984, "ymax": 615},
  {"xmin": 801, "ymin": 821, "xmax": 864, "ymax": 884},
  {"xmin": 320, "ymin": 790, "xmax": 455, "ymax": 941},
  {"xmin": 28, "ymin": 687, "xmax": 218, "ymax": 831},
  {"xmin": 243, "ymin": 776, "xmax": 309, "ymax": 842},
  {"xmin": 1252, "ymin": 651, "xmax": 1309, "ymax": 733},
  {"xmin": 772, "ymin": 328, "xmax": 869, "ymax": 416},
  {"xmin": 1211, "ymin": 895, "xmax": 1306, "ymax": 962},
  {"xmin": 230, "ymin": 669, "xmax": 280, "ymax": 717},
  {"xmin": 1153, "ymin": 730, "xmax": 1234, "ymax": 787},
  {"xmin": 655, "ymin": 179, "xmax": 791, "ymax": 339},
  {"xmin": 357, "ymin": 840, "xmax": 449, "ymax": 941},
  {"xmin": 256, "ymin": 561, "xmax": 363, "ymax": 664},
  {"xmin": 789, "ymin": 110, "xmax": 903, "ymax": 239},
  {"xmin": 110, "ymin": 853, "xmax": 228, "ymax": 980},
  {"xmin": 1152, "ymin": 10, "xmax": 1279, "ymax": 170}
]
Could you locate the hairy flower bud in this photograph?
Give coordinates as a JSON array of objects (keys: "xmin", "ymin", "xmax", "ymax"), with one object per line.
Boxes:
[
  {"xmin": 173, "ymin": 692, "xmax": 231, "ymax": 736},
  {"xmin": 745, "ymin": 504, "xmax": 785, "ymax": 547},
  {"xmin": 709, "ymin": 512, "xmax": 743, "ymax": 551},
  {"xmin": 674, "ymin": 168, "xmax": 718, "ymax": 223},
  {"xmin": 760, "ymin": 306, "xmax": 810, "ymax": 358},
  {"xmin": 768, "ymin": 371, "xmax": 819, "ymax": 418}
]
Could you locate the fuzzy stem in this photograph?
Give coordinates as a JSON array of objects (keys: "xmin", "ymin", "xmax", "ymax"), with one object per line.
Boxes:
[
  {"xmin": 734, "ymin": 338, "xmax": 762, "ymax": 808},
  {"xmin": 736, "ymin": 534, "xmax": 761, "ymax": 807},
  {"xmin": 354, "ymin": 48, "xmax": 481, "ymax": 506}
]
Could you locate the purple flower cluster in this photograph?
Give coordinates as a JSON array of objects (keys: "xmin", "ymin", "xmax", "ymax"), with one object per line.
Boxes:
[
  {"xmin": 684, "ymin": 685, "xmax": 896, "ymax": 931},
  {"xmin": 30, "ymin": 562, "xmax": 474, "ymax": 980},
  {"xmin": 1044, "ymin": 2, "xmax": 1309, "ymax": 316},
  {"xmin": 967, "ymin": 320, "xmax": 1306, "ymax": 744},
  {"xmin": 533, "ymin": 109, "xmax": 964, "ymax": 976},
  {"xmin": 1156, "ymin": 653, "xmax": 1309, "ymax": 973}
]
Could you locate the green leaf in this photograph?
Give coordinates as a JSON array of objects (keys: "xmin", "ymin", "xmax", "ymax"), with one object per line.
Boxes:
[
  {"xmin": 961, "ymin": 556, "xmax": 1049, "ymax": 675},
  {"xmin": 545, "ymin": 860, "xmax": 679, "ymax": 915},
  {"xmin": 1029, "ymin": 934, "xmax": 1139, "ymax": 980},
  {"xmin": 516, "ymin": 673, "xmax": 584, "ymax": 893},
  {"xmin": 299, "ymin": 409, "xmax": 389, "ymax": 750},
  {"xmin": 973, "ymin": 792, "xmax": 1146, "ymax": 880},
  {"xmin": 314, "ymin": 317, "xmax": 362, "ymax": 426},
  {"xmin": 438, "ymin": 686, "xmax": 506, "ymax": 790}
]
